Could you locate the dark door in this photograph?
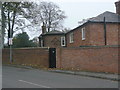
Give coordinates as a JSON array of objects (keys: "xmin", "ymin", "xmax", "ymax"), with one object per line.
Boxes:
[{"xmin": 49, "ymin": 48, "xmax": 56, "ymax": 68}]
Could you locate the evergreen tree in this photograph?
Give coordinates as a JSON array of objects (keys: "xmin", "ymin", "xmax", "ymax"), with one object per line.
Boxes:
[{"xmin": 13, "ymin": 32, "xmax": 36, "ymax": 48}]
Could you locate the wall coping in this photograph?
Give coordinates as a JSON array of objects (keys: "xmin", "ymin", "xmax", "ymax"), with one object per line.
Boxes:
[
  {"xmin": 57, "ymin": 45, "xmax": 120, "ymax": 49},
  {"xmin": 3, "ymin": 47, "xmax": 50, "ymax": 50}
]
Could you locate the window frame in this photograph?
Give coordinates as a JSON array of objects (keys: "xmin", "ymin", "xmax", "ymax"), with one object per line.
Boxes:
[
  {"xmin": 81, "ymin": 27, "xmax": 86, "ymax": 40},
  {"xmin": 69, "ymin": 32, "xmax": 74, "ymax": 43},
  {"xmin": 61, "ymin": 36, "xmax": 66, "ymax": 46}
]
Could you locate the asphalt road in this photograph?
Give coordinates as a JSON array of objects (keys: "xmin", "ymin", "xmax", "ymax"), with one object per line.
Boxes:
[{"xmin": 2, "ymin": 66, "xmax": 118, "ymax": 88}]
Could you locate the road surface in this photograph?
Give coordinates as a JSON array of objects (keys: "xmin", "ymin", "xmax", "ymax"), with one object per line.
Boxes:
[{"xmin": 2, "ymin": 66, "xmax": 118, "ymax": 88}]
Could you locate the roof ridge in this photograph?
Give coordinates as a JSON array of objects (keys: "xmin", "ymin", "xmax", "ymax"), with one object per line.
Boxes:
[
  {"xmin": 96, "ymin": 11, "xmax": 117, "ymax": 17},
  {"xmin": 88, "ymin": 11, "xmax": 120, "ymax": 22}
]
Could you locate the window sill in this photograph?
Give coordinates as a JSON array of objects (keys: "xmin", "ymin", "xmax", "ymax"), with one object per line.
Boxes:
[
  {"xmin": 69, "ymin": 42, "xmax": 74, "ymax": 43},
  {"xmin": 82, "ymin": 38, "xmax": 85, "ymax": 41}
]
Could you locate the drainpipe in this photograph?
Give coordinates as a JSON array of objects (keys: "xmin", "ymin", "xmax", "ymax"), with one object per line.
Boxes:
[{"xmin": 104, "ymin": 17, "xmax": 107, "ymax": 45}]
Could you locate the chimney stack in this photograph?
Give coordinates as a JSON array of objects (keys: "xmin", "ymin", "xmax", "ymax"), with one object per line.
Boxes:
[
  {"xmin": 115, "ymin": 0, "xmax": 120, "ymax": 15},
  {"xmin": 42, "ymin": 22, "xmax": 46, "ymax": 34}
]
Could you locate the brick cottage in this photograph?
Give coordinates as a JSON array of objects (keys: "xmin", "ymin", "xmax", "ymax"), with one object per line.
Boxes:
[
  {"xmin": 38, "ymin": 0, "xmax": 120, "ymax": 48},
  {"xmin": 66, "ymin": 11, "xmax": 120, "ymax": 47},
  {"xmin": 38, "ymin": 24, "xmax": 66, "ymax": 48},
  {"xmin": 65, "ymin": 0, "xmax": 120, "ymax": 47}
]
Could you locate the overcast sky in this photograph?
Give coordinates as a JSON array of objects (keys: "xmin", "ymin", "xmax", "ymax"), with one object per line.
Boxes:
[
  {"xmin": 26, "ymin": 0, "xmax": 117, "ymax": 39},
  {"xmin": 3, "ymin": 0, "xmax": 118, "ymax": 43},
  {"xmin": 46, "ymin": 0, "xmax": 117, "ymax": 29}
]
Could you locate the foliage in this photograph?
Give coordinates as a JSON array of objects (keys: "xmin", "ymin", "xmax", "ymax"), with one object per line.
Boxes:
[
  {"xmin": 29, "ymin": 1, "xmax": 66, "ymax": 32},
  {"xmin": 2, "ymin": 1, "xmax": 66, "ymax": 46},
  {"xmin": 2, "ymin": 2, "xmax": 34, "ymax": 45},
  {"xmin": 13, "ymin": 32, "xmax": 37, "ymax": 48}
]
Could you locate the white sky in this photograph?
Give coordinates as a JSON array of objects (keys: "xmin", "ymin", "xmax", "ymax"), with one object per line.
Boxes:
[
  {"xmin": 26, "ymin": 0, "xmax": 117, "ymax": 39},
  {"xmin": 46, "ymin": 0, "xmax": 117, "ymax": 29},
  {"xmin": 4, "ymin": 0, "xmax": 118, "ymax": 41}
]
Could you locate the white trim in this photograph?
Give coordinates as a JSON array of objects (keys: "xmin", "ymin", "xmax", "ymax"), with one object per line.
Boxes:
[
  {"xmin": 69, "ymin": 32, "xmax": 74, "ymax": 43},
  {"xmin": 81, "ymin": 28, "xmax": 85, "ymax": 40}
]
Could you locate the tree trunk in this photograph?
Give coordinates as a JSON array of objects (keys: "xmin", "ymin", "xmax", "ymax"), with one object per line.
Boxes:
[
  {"xmin": 1, "ymin": 3, "xmax": 5, "ymax": 48},
  {"xmin": 7, "ymin": 7, "xmax": 11, "ymax": 46}
]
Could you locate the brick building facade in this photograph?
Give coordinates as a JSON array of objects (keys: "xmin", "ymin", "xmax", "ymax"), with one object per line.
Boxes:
[
  {"xmin": 38, "ymin": 1, "xmax": 120, "ymax": 48},
  {"xmin": 65, "ymin": 1, "xmax": 120, "ymax": 47},
  {"xmin": 38, "ymin": 24, "xmax": 66, "ymax": 48},
  {"xmin": 39, "ymin": 31, "xmax": 65, "ymax": 48},
  {"xmin": 66, "ymin": 11, "xmax": 120, "ymax": 47}
]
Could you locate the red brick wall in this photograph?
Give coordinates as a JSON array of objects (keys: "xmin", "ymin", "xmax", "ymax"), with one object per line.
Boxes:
[
  {"xmin": 66, "ymin": 23, "xmax": 119, "ymax": 47},
  {"xmin": 66, "ymin": 23, "xmax": 90, "ymax": 47},
  {"xmin": 89, "ymin": 23, "xmax": 119, "ymax": 46},
  {"xmin": 56, "ymin": 46, "xmax": 119, "ymax": 73},
  {"xmin": 2, "ymin": 48, "xmax": 49, "ymax": 68},
  {"xmin": 106, "ymin": 23, "xmax": 119, "ymax": 45},
  {"xmin": 43, "ymin": 35, "xmax": 64, "ymax": 48}
]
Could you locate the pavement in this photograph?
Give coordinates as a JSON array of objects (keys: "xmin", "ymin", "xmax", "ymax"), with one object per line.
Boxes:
[
  {"xmin": 49, "ymin": 69, "xmax": 119, "ymax": 81},
  {"xmin": 3, "ymin": 64, "xmax": 119, "ymax": 81},
  {"xmin": 2, "ymin": 65, "xmax": 118, "ymax": 88}
]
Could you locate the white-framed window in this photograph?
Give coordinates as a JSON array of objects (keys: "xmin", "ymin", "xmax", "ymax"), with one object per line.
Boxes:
[
  {"xmin": 81, "ymin": 27, "xmax": 85, "ymax": 40},
  {"xmin": 69, "ymin": 32, "xmax": 74, "ymax": 43},
  {"xmin": 61, "ymin": 36, "xmax": 66, "ymax": 46}
]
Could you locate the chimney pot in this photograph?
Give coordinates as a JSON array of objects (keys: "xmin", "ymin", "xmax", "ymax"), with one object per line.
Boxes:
[{"xmin": 42, "ymin": 23, "xmax": 46, "ymax": 34}]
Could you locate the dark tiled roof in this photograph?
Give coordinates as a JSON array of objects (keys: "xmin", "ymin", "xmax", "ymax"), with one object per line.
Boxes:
[
  {"xmin": 88, "ymin": 11, "xmax": 120, "ymax": 23},
  {"xmin": 66, "ymin": 11, "xmax": 120, "ymax": 34},
  {"xmin": 41, "ymin": 30, "xmax": 65, "ymax": 36}
]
